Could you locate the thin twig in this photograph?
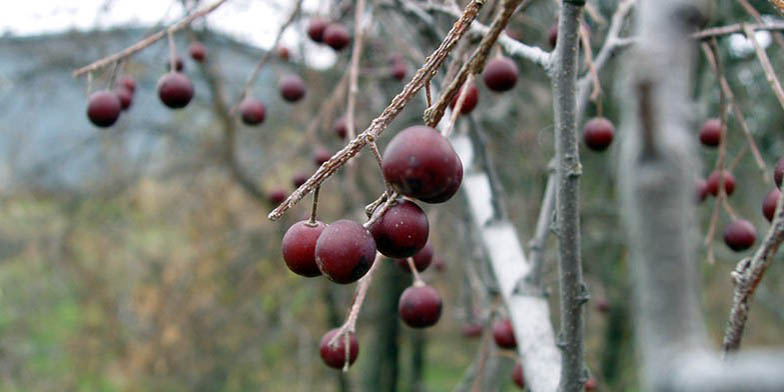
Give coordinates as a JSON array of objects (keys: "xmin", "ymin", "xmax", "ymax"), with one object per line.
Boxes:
[
  {"xmin": 579, "ymin": 19, "xmax": 602, "ymax": 102},
  {"xmin": 327, "ymin": 252, "xmax": 385, "ymax": 348},
  {"xmin": 735, "ymin": 0, "xmax": 784, "ymax": 52},
  {"xmin": 406, "ymin": 257, "xmax": 426, "ymax": 286},
  {"xmin": 744, "ymin": 23, "xmax": 784, "ymax": 113},
  {"xmin": 693, "ymin": 21, "xmax": 784, "ymax": 40},
  {"xmin": 345, "ymin": 0, "xmax": 367, "ymax": 141},
  {"xmin": 528, "ymin": 166, "xmax": 557, "ymax": 286}
]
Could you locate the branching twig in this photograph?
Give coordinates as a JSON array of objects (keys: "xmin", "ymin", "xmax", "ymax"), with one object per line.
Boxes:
[
  {"xmin": 345, "ymin": 0, "xmax": 367, "ymax": 141},
  {"xmin": 528, "ymin": 166, "xmax": 556, "ymax": 286},
  {"xmin": 744, "ymin": 23, "xmax": 784, "ymax": 113}
]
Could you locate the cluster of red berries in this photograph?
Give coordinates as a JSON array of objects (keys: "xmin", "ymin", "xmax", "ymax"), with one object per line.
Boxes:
[
  {"xmin": 85, "ymin": 75, "xmax": 137, "ymax": 127},
  {"xmin": 307, "ymin": 17, "xmax": 351, "ymax": 51}
]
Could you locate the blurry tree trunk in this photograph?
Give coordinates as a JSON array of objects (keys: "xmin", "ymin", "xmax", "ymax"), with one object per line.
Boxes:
[
  {"xmin": 363, "ymin": 261, "xmax": 404, "ymax": 392},
  {"xmin": 409, "ymin": 331, "xmax": 425, "ymax": 392}
]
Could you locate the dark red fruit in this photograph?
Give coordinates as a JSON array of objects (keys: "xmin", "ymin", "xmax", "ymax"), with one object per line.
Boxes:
[
  {"xmin": 723, "ymin": 219, "xmax": 756, "ymax": 251},
  {"xmin": 548, "ymin": 24, "xmax": 558, "ymax": 48},
  {"xmin": 513, "ymin": 362, "xmax": 525, "ymax": 389},
  {"xmin": 391, "ymin": 60, "xmax": 407, "ymax": 81},
  {"xmin": 396, "ymin": 241, "xmax": 434, "ymax": 273},
  {"xmin": 462, "ymin": 323, "xmax": 483, "ymax": 338},
  {"xmin": 307, "ymin": 18, "xmax": 329, "ymax": 43},
  {"xmin": 596, "ymin": 297, "xmax": 610, "ymax": 313},
  {"xmin": 696, "ymin": 178, "xmax": 709, "ymax": 203},
  {"xmin": 706, "ymin": 170, "xmax": 736, "ymax": 196},
  {"xmin": 762, "ymin": 189, "xmax": 781, "ymax": 222},
  {"xmin": 449, "ymin": 82, "xmax": 479, "ymax": 114},
  {"xmin": 323, "ymin": 23, "xmax": 351, "ymax": 51},
  {"xmin": 699, "ymin": 118, "xmax": 721, "ymax": 147},
  {"xmin": 319, "ymin": 328, "xmax": 359, "ymax": 369},
  {"xmin": 774, "ymin": 157, "xmax": 784, "ymax": 188},
  {"xmin": 398, "ymin": 285, "xmax": 443, "ymax": 328},
  {"xmin": 165, "ymin": 56, "xmax": 185, "ymax": 71},
  {"xmin": 292, "ymin": 172, "xmax": 309, "ymax": 188},
  {"xmin": 315, "ymin": 220, "xmax": 377, "ymax": 284},
  {"xmin": 189, "ymin": 42, "xmax": 207, "ymax": 62},
  {"xmin": 114, "ymin": 87, "xmax": 133, "ymax": 110},
  {"xmin": 369, "ymin": 200, "xmax": 429, "ymax": 258},
  {"xmin": 334, "ymin": 116, "xmax": 347, "ymax": 139},
  {"xmin": 282, "ymin": 220, "xmax": 326, "ymax": 277},
  {"xmin": 277, "ymin": 46, "xmax": 290, "ymax": 60},
  {"xmin": 583, "ymin": 117, "xmax": 615, "ymax": 151},
  {"xmin": 492, "ymin": 319, "xmax": 517, "ymax": 349},
  {"xmin": 279, "ymin": 74, "xmax": 306, "ymax": 102},
  {"xmin": 157, "ymin": 72, "xmax": 194, "ymax": 109},
  {"xmin": 382, "ymin": 126, "xmax": 463, "ymax": 202},
  {"xmin": 239, "ymin": 97, "xmax": 266, "ymax": 125},
  {"xmin": 268, "ymin": 188, "xmax": 287, "ymax": 205},
  {"xmin": 314, "ymin": 147, "xmax": 331, "ymax": 166},
  {"xmin": 86, "ymin": 90, "xmax": 122, "ymax": 127},
  {"xmin": 483, "ymin": 56, "xmax": 519, "ymax": 92},
  {"xmin": 584, "ymin": 378, "xmax": 598, "ymax": 391},
  {"xmin": 119, "ymin": 75, "xmax": 136, "ymax": 93}
]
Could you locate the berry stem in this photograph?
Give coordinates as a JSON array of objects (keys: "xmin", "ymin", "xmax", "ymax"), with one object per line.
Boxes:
[
  {"xmin": 364, "ymin": 192, "xmax": 399, "ymax": 228},
  {"xmin": 406, "ymin": 257, "xmax": 425, "ymax": 286},
  {"xmin": 167, "ymin": 30, "xmax": 177, "ymax": 73},
  {"xmin": 442, "ymin": 73, "xmax": 476, "ymax": 138},
  {"xmin": 425, "ymin": 81, "xmax": 433, "ymax": 107},
  {"xmin": 308, "ymin": 185, "xmax": 320, "ymax": 225}
]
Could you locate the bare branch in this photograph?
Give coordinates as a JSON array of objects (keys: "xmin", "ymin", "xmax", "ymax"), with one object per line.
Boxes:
[{"xmin": 744, "ymin": 23, "xmax": 784, "ymax": 113}]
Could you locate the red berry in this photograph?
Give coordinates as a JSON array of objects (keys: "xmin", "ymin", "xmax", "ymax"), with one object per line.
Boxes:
[
  {"xmin": 277, "ymin": 46, "xmax": 290, "ymax": 60},
  {"xmin": 762, "ymin": 189, "xmax": 781, "ymax": 222},
  {"xmin": 279, "ymin": 74, "xmax": 306, "ymax": 102},
  {"xmin": 584, "ymin": 378, "xmax": 598, "ymax": 391},
  {"xmin": 314, "ymin": 147, "xmax": 331, "ymax": 166},
  {"xmin": 548, "ymin": 24, "xmax": 558, "ymax": 48},
  {"xmin": 268, "ymin": 188, "xmax": 287, "ymax": 205},
  {"xmin": 319, "ymin": 328, "xmax": 359, "ymax": 369},
  {"xmin": 696, "ymin": 178, "xmax": 709, "ymax": 203},
  {"xmin": 119, "ymin": 75, "xmax": 136, "ymax": 93},
  {"xmin": 114, "ymin": 87, "xmax": 133, "ymax": 111},
  {"xmin": 239, "ymin": 97, "xmax": 266, "ymax": 125},
  {"xmin": 699, "ymin": 118, "xmax": 721, "ymax": 147},
  {"xmin": 391, "ymin": 60, "xmax": 407, "ymax": 81},
  {"xmin": 315, "ymin": 220, "xmax": 377, "ymax": 284},
  {"xmin": 165, "ymin": 56, "xmax": 185, "ymax": 71},
  {"xmin": 307, "ymin": 18, "xmax": 329, "ymax": 43},
  {"xmin": 774, "ymin": 157, "xmax": 784, "ymax": 188},
  {"xmin": 706, "ymin": 170, "xmax": 735, "ymax": 196},
  {"xmin": 462, "ymin": 323, "xmax": 483, "ymax": 338},
  {"xmin": 324, "ymin": 23, "xmax": 351, "ymax": 51},
  {"xmin": 583, "ymin": 117, "xmax": 615, "ymax": 151},
  {"xmin": 292, "ymin": 172, "xmax": 309, "ymax": 188},
  {"xmin": 157, "ymin": 72, "xmax": 194, "ymax": 109},
  {"xmin": 369, "ymin": 200, "xmax": 429, "ymax": 258},
  {"xmin": 282, "ymin": 220, "xmax": 326, "ymax": 277},
  {"xmin": 86, "ymin": 90, "xmax": 122, "ymax": 127},
  {"xmin": 513, "ymin": 361, "xmax": 525, "ymax": 389},
  {"xmin": 189, "ymin": 42, "xmax": 207, "ymax": 62},
  {"xmin": 334, "ymin": 116, "xmax": 348, "ymax": 139},
  {"xmin": 449, "ymin": 82, "xmax": 479, "ymax": 114},
  {"xmin": 723, "ymin": 219, "xmax": 756, "ymax": 252},
  {"xmin": 396, "ymin": 241, "xmax": 434, "ymax": 273},
  {"xmin": 398, "ymin": 285, "xmax": 443, "ymax": 328},
  {"xmin": 483, "ymin": 56, "xmax": 519, "ymax": 92},
  {"xmin": 596, "ymin": 297, "xmax": 610, "ymax": 313},
  {"xmin": 492, "ymin": 319, "xmax": 517, "ymax": 349},
  {"xmin": 382, "ymin": 126, "xmax": 463, "ymax": 202}
]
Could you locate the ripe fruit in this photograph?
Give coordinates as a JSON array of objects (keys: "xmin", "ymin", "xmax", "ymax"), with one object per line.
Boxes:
[
  {"xmin": 492, "ymin": 319, "xmax": 517, "ymax": 349},
  {"xmin": 548, "ymin": 24, "xmax": 558, "ymax": 48},
  {"xmin": 762, "ymin": 189, "xmax": 781, "ymax": 222},
  {"xmin": 723, "ymin": 219, "xmax": 756, "ymax": 251},
  {"xmin": 292, "ymin": 172, "xmax": 309, "ymax": 188},
  {"xmin": 512, "ymin": 362, "xmax": 524, "ymax": 389},
  {"xmin": 319, "ymin": 328, "xmax": 359, "ymax": 369},
  {"xmin": 277, "ymin": 46, "xmax": 290, "ymax": 60},
  {"xmin": 307, "ymin": 18, "xmax": 329, "ymax": 43},
  {"xmin": 449, "ymin": 82, "xmax": 479, "ymax": 114},
  {"xmin": 391, "ymin": 60, "xmax": 407, "ymax": 81},
  {"xmin": 315, "ymin": 220, "xmax": 377, "ymax": 284},
  {"xmin": 396, "ymin": 241, "xmax": 434, "ymax": 273},
  {"xmin": 239, "ymin": 97, "xmax": 266, "ymax": 125},
  {"xmin": 369, "ymin": 199, "xmax": 429, "ymax": 258},
  {"xmin": 323, "ymin": 23, "xmax": 351, "ymax": 51},
  {"xmin": 157, "ymin": 72, "xmax": 194, "ymax": 109},
  {"xmin": 584, "ymin": 378, "xmax": 598, "ymax": 391},
  {"xmin": 119, "ymin": 75, "xmax": 136, "ymax": 93},
  {"xmin": 114, "ymin": 87, "xmax": 133, "ymax": 110},
  {"xmin": 583, "ymin": 117, "xmax": 615, "ymax": 151},
  {"xmin": 398, "ymin": 285, "xmax": 443, "ymax": 328},
  {"xmin": 165, "ymin": 56, "xmax": 185, "ymax": 71},
  {"xmin": 279, "ymin": 74, "xmax": 306, "ymax": 102},
  {"xmin": 596, "ymin": 297, "xmax": 610, "ymax": 313},
  {"xmin": 282, "ymin": 220, "xmax": 326, "ymax": 277},
  {"xmin": 314, "ymin": 147, "xmax": 331, "ymax": 166},
  {"xmin": 774, "ymin": 157, "xmax": 784, "ymax": 188},
  {"xmin": 268, "ymin": 188, "xmax": 287, "ymax": 204},
  {"xmin": 189, "ymin": 42, "xmax": 207, "ymax": 62},
  {"xmin": 706, "ymin": 170, "xmax": 736, "ymax": 196},
  {"xmin": 462, "ymin": 323, "xmax": 483, "ymax": 338},
  {"xmin": 699, "ymin": 118, "xmax": 721, "ymax": 147},
  {"xmin": 483, "ymin": 56, "xmax": 519, "ymax": 92},
  {"xmin": 334, "ymin": 116, "xmax": 347, "ymax": 139},
  {"xmin": 382, "ymin": 126, "xmax": 463, "ymax": 202},
  {"xmin": 86, "ymin": 90, "xmax": 122, "ymax": 127},
  {"xmin": 696, "ymin": 178, "xmax": 709, "ymax": 203}
]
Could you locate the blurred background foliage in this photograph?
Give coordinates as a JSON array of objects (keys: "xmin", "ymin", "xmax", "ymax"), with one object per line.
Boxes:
[{"xmin": 0, "ymin": 0, "xmax": 783, "ymax": 391}]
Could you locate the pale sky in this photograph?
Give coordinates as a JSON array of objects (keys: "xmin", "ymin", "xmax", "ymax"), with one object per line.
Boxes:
[{"xmin": 0, "ymin": 0, "xmax": 337, "ymax": 68}]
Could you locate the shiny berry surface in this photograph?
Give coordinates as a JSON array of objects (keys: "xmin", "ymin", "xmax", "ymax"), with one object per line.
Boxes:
[
  {"xmin": 279, "ymin": 74, "xmax": 306, "ymax": 102},
  {"xmin": 157, "ymin": 72, "xmax": 194, "ymax": 109},
  {"xmin": 268, "ymin": 188, "xmax": 287, "ymax": 205},
  {"xmin": 323, "ymin": 23, "xmax": 350, "ymax": 51},
  {"xmin": 449, "ymin": 83, "xmax": 479, "ymax": 114},
  {"xmin": 583, "ymin": 117, "xmax": 615, "ymax": 151},
  {"xmin": 86, "ymin": 90, "xmax": 122, "ymax": 127},
  {"xmin": 398, "ymin": 285, "xmax": 443, "ymax": 328},
  {"xmin": 239, "ymin": 97, "xmax": 266, "ymax": 125},
  {"xmin": 369, "ymin": 199, "xmax": 429, "ymax": 258},
  {"xmin": 396, "ymin": 241, "xmax": 434, "ymax": 273},
  {"xmin": 114, "ymin": 87, "xmax": 133, "ymax": 110},
  {"xmin": 315, "ymin": 220, "xmax": 377, "ymax": 284},
  {"xmin": 706, "ymin": 170, "xmax": 735, "ymax": 196},
  {"xmin": 189, "ymin": 42, "xmax": 207, "ymax": 62},
  {"xmin": 723, "ymin": 219, "xmax": 756, "ymax": 252},
  {"xmin": 319, "ymin": 328, "xmax": 359, "ymax": 369},
  {"xmin": 282, "ymin": 220, "xmax": 326, "ymax": 277},
  {"xmin": 699, "ymin": 118, "xmax": 721, "ymax": 147},
  {"xmin": 307, "ymin": 18, "xmax": 329, "ymax": 43},
  {"xmin": 483, "ymin": 56, "xmax": 519, "ymax": 92},
  {"xmin": 763, "ymin": 188, "xmax": 781, "ymax": 222},
  {"xmin": 492, "ymin": 319, "xmax": 517, "ymax": 349}
]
